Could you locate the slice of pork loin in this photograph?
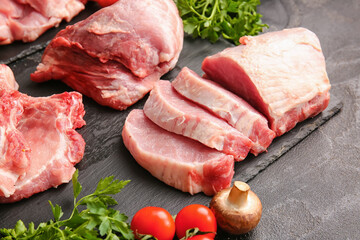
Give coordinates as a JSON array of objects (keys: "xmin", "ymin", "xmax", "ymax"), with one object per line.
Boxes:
[
  {"xmin": 0, "ymin": 90, "xmax": 86, "ymax": 203},
  {"xmin": 31, "ymin": 0, "xmax": 183, "ymax": 110},
  {"xmin": 143, "ymin": 80, "xmax": 253, "ymax": 161},
  {"xmin": 202, "ymin": 27, "xmax": 331, "ymax": 136},
  {"xmin": 122, "ymin": 109, "xmax": 235, "ymax": 196},
  {"xmin": 172, "ymin": 67, "xmax": 275, "ymax": 155}
]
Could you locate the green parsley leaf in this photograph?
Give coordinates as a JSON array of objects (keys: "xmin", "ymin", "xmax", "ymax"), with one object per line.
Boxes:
[
  {"xmin": 49, "ymin": 200, "xmax": 64, "ymax": 222},
  {"xmin": 0, "ymin": 170, "xmax": 134, "ymax": 240},
  {"xmin": 174, "ymin": 0, "xmax": 268, "ymax": 45},
  {"xmin": 72, "ymin": 168, "xmax": 82, "ymax": 199}
]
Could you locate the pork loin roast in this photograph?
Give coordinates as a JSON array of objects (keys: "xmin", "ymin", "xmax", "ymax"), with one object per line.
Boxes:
[{"xmin": 202, "ymin": 27, "xmax": 331, "ymax": 136}]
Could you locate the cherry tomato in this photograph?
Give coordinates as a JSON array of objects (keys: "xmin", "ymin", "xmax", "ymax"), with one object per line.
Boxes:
[
  {"xmin": 187, "ymin": 235, "xmax": 214, "ymax": 240},
  {"xmin": 94, "ymin": 0, "xmax": 118, "ymax": 8},
  {"xmin": 175, "ymin": 204, "xmax": 217, "ymax": 239},
  {"xmin": 131, "ymin": 206, "xmax": 175, "ymax": 240}
]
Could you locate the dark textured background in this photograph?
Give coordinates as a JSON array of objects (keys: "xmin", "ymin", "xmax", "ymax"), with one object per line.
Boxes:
[{"xmin": 0, "ymin": 1, "xmax": 359, "ymax": 239}]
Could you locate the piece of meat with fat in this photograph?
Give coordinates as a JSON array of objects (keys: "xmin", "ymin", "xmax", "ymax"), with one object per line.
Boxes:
[
  {"xmin": 122, "ymin": 109, "xmax": 235, "ymax": 196},
  {"xmin": 0, "ymin": 91, "xmax": 30, "ymax": 198},
  {"xmin": 0, "ymin": 66, "xmax": 86, "ymax": 203},
  {"xmin": 31, "ymin": 39, "xmax": 161, "ymax": 110},
  {"xmin": 0, "ymin": 65, "xmax": 27, "ymax": 198},
  {"xmin": 202, "ymin": 27, "xmax": 331, "ymax": 136},
  {"xmin": 172, "ymin": 67, "xmax": 276, "ymax": 156},
  {"xmin": 0, "ymin": 0, "xmax": 87, "ymax": 45},
  {"xmin": 0, "ymin": 64, "xmax": 18, "ymax": 90},
  {"xmin": 143, "ymin": 80, "xmax": 253, "ymax": 161},
  {"xmin": 31, "ymin": 0, "xmax": 183, "ymax": 110}
]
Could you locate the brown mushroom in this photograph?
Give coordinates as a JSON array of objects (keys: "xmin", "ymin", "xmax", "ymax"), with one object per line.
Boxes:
[{"xmin": 209, "ymin": 181, "xmax": 262, "ymax": 235}]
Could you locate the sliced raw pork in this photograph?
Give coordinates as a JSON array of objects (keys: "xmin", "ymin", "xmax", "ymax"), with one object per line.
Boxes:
[
  {"xmin": 0, "ymin": 0, "xmax": 87, "ymax": 45},
  {"xmin": 172, "ymin": 67, "xmax": 275, "ymax": 155},
  {"xmin": 202, "ymin": 28, "xmax": 331, "ymax": 136},
  {"xmin": 31, "ymin": 0, "xmax": 183, "ymax": 110},
  {"xmin": 143, "ymin": 80, "xmax": 253, "ymax": 161},
  {"xmin": 0, "ymin": 66, "xmax": 86, "ymax": 203},
  {"xmin": 122, "ymin": 109, "xmax": 234, "ymax": 196}
]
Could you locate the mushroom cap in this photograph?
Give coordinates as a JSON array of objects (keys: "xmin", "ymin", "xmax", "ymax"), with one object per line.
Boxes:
[{"xmin": 210, "ymin": 186, "xmax": 262, "ymax": 235}]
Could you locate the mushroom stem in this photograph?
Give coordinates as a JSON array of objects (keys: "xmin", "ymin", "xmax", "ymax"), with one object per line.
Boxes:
[{"xmin": 227, "ymin": 181, "xmax": 250, "ymax": 209}]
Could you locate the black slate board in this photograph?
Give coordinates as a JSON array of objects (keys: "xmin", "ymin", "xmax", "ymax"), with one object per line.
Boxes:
[{"xmin": 0, "ymin": 3, "xmax": 343, "ymax": 240}]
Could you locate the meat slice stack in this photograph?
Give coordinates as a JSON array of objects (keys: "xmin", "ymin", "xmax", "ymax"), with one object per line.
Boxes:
[
  {"xmin": 122, "ymin": 110, "xmax": 234, "ymax": 196},
  {"xmin": 123, "ymin": 27, "xmax": 331, "ymax": 196},
  {"xmin": 202, "ymin": 27, "xmax": 331, "ymax": 136},
  {"xmin": 143, "ymin": 80, "xmax": 253, "ymax": 161},
  {"xmin": 31, "ymin": 0, "xmax": 183, "ymax": 110},
  {"xmin": 172, "ymin": 67, "xmax": 276, "ymax": 156},
  {"xmin": 0, "ymin": 65, "xmax": 86, "ymax": 203},
  {"xmin": 0, "ymin": 0, "xmax": 87, "ymax": 45}
]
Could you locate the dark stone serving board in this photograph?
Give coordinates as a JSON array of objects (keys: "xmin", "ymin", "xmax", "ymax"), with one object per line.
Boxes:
[{"xmin": 0, "ymin": 1, "xmax": 345, "ymax": 239}]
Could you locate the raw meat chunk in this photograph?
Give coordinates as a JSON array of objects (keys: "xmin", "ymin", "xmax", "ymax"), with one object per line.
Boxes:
[
  {"xmin": 0, "ymin": 0, "xmax": 86, "ymax": 45},
  {"xmin": 0, "ymin": 91, "xmax": 30, "ymax": 198},
  {"xmin": 172, "ymin": 67, "xmax": 275, "ymax": 155},
  {"xmin": 0, "ymin": 66, "xmax": 86, "ymax": 202},
  {"xmin": 122, "ymin": 109, "xmax": 234, "ymax": 196},
  {"xmin": 202, "ymin": 28, "xmax": 331, "ymax": 136},
  {"xmin": 143, "ymin": 80, "xmax": 253, "ymax": 161},
  {"xmin": 0, "ymin": 64, "xmax": 18, "ymax": 90},
  {"xmin": 31, "ymin": 0, "xmax": 183, "ymax": 110},
  {"xmin": 31, "ymin": 41, "xmax": 161, "ymax": 110}
]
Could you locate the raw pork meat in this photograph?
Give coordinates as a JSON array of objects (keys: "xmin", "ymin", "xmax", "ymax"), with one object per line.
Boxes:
[
  {"xmin": 122, "ymin": 109, "xmax": 234, "ymax": 196},
  {"xmin": 143, "ymin": 80, "xmax": 253, "ymax": 161},
  {"xmin": 172, "ymin": 67, "xmax": 275, "ymax": 155},
  {"xmin": 0, "ymin": 67, "xmax": 86, "ymax": 203},
  {"xmin": 0, "ymin": 0, "xmax": 87, "ymax": 45},
  {"xmin": 31, "ymin": 0, "xmax": 183, "ymax": 110},
  {"xmin": 202, "ymin": 28, "xmax": 331, "ymax": 136},
  {"xmin": 0, "ymin": 64, "xmax": 18, "ymax": 90},
  {"xmin": 0, "ymin": 92, "xmax": 30, "ymax": 199}
]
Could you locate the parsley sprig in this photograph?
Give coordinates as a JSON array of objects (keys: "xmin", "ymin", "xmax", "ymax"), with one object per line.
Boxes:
[
  {"xmin": 0, "ymin": 170, "xmax": 134, "ymax": 240},
  {"xmin": 174, "ymin": 0, "xmax": 268, "ymax": 45}
]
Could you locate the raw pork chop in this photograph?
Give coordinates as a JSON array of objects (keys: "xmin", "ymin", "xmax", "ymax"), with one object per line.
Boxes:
[
  {"xmin": 202, "ymin": 28, "xmax": 331, "ymax": 136},
  {"xmin": 0, "ymin": 66, "xmax": 86, "ymax": 203},
  {"xmin": 0, "ymin": 90, "xmax": 30, "ymax": 198},
  {"xmin": 143, "ymin": 80, "xmax": 253, "ymax": 161},
  {"xmin": 172, "ymin": 67, "xmax": 275, "ymax": 155},
  {"xmin": 31, "ymin": 0, "xmax": 183, "ymax": 110},
  {"xmin": 0, "ymin": 65, "xmax": 27, "ymax": 198},
  {"xmin": 122, "ymin": 109, "xmax": 234, "ymax": 196},
  {"xmin": 0, "ymin": 0, "xmax": 86, "ymax": 45}
]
